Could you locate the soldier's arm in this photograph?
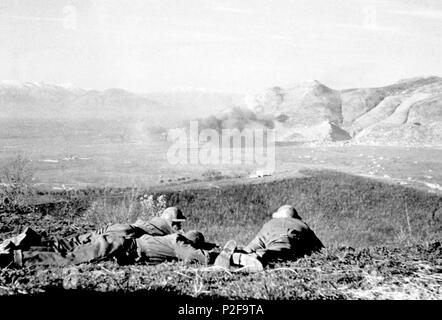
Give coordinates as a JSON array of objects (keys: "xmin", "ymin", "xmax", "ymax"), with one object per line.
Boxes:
[
  {"xmin": 243, "ymin": 229, "xmax": 267, "ymax": 253},
  {"xmin": 243, "ymin": 222, "xmax": 271, "ymax": 253},
  {"xmin": 305, "ymin": 229, "xmax": 325, "ymax": 254},
  {"xmin": 174, "ymin": 241, "xmax": 210, "ymax": 265}
]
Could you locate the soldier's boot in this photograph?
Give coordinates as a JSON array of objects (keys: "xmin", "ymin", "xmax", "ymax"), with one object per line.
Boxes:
[
  {"xmin": 0, "ymin": 251, "xmax": 13, "ymax": 268},
  {"xmin": 0, "ymin": 250, "xmax": 23, "ymax": 268},
  {"xmin": 231, "ymin": 253, "xmax": 264, "ymax": 273},
  {"xmin": 214, "ymin": 240, "xmax": 237, "ymax": 269},
  {"xmin": 0, "ymin": 227, "xmax": 41, "ymax": 253},
  {"xmin": 13, "ymin": 250, "xmax": 23, "ymax": 267},
  {"xmin": 13, "ymin": 227, "xmax": 41, "ymax": 249}
]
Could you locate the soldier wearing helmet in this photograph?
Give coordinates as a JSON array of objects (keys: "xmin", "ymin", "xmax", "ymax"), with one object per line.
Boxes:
[
  {"xmin": 144, "ymin": 206, "xmax": 187, "ymax": 234},
  {"xmin": 214, "ymin": 204, "xmax": 324, "ymax": 272},
  {"xmin": 0, "ymin": 206, "xmax": 189, "ymax": 266},
  {"xmin": 54, "ymin": 206, "xmax": 187, "ymax": 253},
  {"xmin": 2, "ymin": 228, "xmax": 217, "ymax": 267},
  {"xmin": 103, "ymin": 206, "xmax": 187, "ymax": 238}
]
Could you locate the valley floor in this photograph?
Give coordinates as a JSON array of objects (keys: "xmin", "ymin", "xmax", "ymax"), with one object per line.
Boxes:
[{"xmin": 1, "ymin": 135, "xmax": 442, "ymax": 196}]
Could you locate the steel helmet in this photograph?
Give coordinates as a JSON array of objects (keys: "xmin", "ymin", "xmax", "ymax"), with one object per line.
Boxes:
[
  {"xmin": 161, "ymin": 207, "xmax": 186, "ymax": 222},
  {"xmin": 184, "ymin": 230, "xmax": 217, "ymax": 250},
  {"xmin": 185, "ymin": 230, "xmax": 205, "ymax": 246},
  {"xmin": 272, "ymin": 205, "xmax": 301, "ymax": 219}
]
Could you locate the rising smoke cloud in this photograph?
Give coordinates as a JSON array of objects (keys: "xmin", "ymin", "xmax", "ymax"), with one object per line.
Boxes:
[{"xmin": 195, "ymin": 107, "xmax": 275, "ymax": 133}]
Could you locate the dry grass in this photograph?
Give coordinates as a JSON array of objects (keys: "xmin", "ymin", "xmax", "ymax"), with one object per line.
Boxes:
[{"xmin": 0, "ymin": 242, "xmax": 440, "ymax": 299}]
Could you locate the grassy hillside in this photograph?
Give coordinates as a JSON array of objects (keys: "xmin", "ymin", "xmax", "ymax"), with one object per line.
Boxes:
[
  {"xmin": 141, "ymin": 170, "xmax": 441, "ymax": 247},
  {"xmin": 3, "ymin": 169, "xmax": 440, "ymax": 247},
  {"xmin": 1, "ymin": 170, "xmax": 440, "ymax": 299}
]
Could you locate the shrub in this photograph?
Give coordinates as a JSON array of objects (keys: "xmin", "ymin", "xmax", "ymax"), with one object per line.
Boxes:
[
  {"xmin": 0, "ymin": 155, "xmax": 36, "ymax": 211},
  {"xmin": 83, "ymin": 189, "xmax": 140, "ymax": 227},
  {"xmin": 83, "ymin": 192, "xmax": 168, "ymax": 227},
  {"xmin": 137, "ymin": 194, "xmax": 168, "ymax": 221}
]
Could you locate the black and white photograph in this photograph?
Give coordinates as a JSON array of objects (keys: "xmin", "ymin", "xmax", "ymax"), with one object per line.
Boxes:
[{"xmin": 0, "ymin": 0, "xmax": 440, "ymax": 312}]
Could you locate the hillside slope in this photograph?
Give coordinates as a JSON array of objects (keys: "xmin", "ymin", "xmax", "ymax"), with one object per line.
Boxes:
[
  {"xmin": 348, "ymin": 77, "xmax": 442, "ymax": 145},
  {"xmin": 0, "ymin": 171, "xmax": 440, "ymax": 299},
  {"xmin": 240, "ymin": 76, "xmax": 442, "ymax": 145}
]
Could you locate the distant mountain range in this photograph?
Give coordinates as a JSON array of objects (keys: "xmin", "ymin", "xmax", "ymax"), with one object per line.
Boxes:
[
  {"xmin": 1, "ymin": 77, "xmax": 441, "ymax": 146},
  {"xmin": 0, "ymin": 81, "xmax": 240, "ymax": 126}
]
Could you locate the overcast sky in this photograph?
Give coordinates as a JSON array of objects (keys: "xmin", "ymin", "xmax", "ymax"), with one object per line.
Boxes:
[{"xmin": 0, "ymin": 0, "xmax": 441, "ymax": 93}]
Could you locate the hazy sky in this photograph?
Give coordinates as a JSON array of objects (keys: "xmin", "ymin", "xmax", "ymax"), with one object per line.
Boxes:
[{"xmin": 0, "ymin": 0, "xmax": 441, "ymax": 93}]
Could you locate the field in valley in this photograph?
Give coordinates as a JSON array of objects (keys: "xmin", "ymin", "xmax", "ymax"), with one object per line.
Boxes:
[{"xmin": 0, "ymin": 119, "xmax": 441, "ymax": 194}]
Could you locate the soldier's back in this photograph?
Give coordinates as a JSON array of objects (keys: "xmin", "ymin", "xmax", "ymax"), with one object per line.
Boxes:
[
  {"xmin": 261, "ymin": 218, "xmax": 309, "ymax": 238},
  {"xmin": 133, "ymin": 217, "xmax": 174, "ymax": 236}
]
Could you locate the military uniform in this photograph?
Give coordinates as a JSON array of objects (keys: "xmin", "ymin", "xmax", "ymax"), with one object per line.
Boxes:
[
  {"xmin": 135, "ymin": 233, "xmax": 209, "ymax": 265},
  {"xmin": 0, "ymin": 217, "xmax": 181, "ymax": 267},
  {"xmin": 53, "ymin": 217, "xmax": 176, "ymax": 253},
  {"xmin": 243, "ymin": 217, "xmax": 324, "ymax": 263},
  {"xmin": 18, "ymin": 233, "xmax": 210, "ymax": 267},
  {"xmin": 19, "ymin": 232, "xmax": 133, "ymax": 266}
]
